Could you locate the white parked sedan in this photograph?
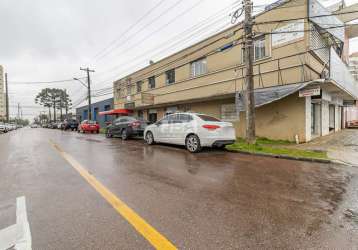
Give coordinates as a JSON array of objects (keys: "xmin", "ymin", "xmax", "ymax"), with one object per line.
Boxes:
[
  {"xmin": 144, "ymin": 113, "xmax": 236, "ymax": 153},
  {"xmin": 0, "ymin": 123, "xmax": 7, "ymax": 133}
]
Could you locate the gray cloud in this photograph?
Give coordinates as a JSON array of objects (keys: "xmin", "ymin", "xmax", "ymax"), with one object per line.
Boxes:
[{"xmin": 0, "ymin": 0, "xmax": 357, "ymax": 120}]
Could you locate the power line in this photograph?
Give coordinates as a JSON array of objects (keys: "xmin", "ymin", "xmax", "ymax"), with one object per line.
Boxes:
[
  {"xmin": 93, "ymin": 0, "xmax": 187, "ymax": 63},
  {"xmin": 257, "ymin": 23, "xmax": 358, "ymax": 35},
  {"xmin": 93, "ymin": 3, "xmax": 236, "ymax": 80},
  {"xmin": 9, "ymin": 77, "xmax": 85, "ymax": 85},
  {"xmin": 92, "ymin": 20, "xmax": 234, "ymax": 89},
  {"xmin": 254, "ymin": 9, "xmax": 358, "ymax": 26},
  {"xmin": 89, "ymin": 0, "xmax": 167, "ymax": 63},
  {"xmin": 88, "ymin": 3, "xmax": 238, "ymax": 91},
  {"xmin": 102, "ymin": 10, "xmax": 358, "ymax": 86}
]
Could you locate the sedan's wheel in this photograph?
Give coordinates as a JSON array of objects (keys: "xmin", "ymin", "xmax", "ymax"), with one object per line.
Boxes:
[
  {"xmin": 186, "ymin": 134, "xmax": 202, "ymax": 153},
  {"xmin": 121, "ymin": 129, "xmax": 128, "ymax": 140},
  {"xmin": 145, "ymin": 131, "xmax": 154, "ymax": 145}
]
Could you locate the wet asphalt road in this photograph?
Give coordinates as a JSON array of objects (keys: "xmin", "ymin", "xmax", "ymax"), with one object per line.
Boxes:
[{"xmin": 0, "ymin": 128, "xmax": 357, "ymax": 249}]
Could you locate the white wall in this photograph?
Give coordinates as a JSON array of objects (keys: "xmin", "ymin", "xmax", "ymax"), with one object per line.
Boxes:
[{"xmin": 305, "ymin": 96, "xmax": 312, "ymax": 142}]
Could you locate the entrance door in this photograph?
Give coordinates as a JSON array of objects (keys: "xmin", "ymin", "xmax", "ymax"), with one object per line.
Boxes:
[
  {"xmin": 148, "ymin": 113, "xmax": 157, "ymax": 124},
  {"xmin": 311, "ymin": 103, "xmax": 321, "ymax": 136}
]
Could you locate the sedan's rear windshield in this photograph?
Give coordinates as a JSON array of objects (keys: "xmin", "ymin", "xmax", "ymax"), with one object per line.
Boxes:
[
  {"xmin": 197, "ymin": 115, "xmax": 221, "ymax": 122},
  {"xmin": 88, "ymin": 121, "xmax": 97, "ymax": 124}
]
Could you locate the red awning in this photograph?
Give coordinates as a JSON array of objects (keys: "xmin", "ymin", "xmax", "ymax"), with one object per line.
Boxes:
[{"xmin": 99, "ymin": 109, "xmax": 133, "ymax": 116}]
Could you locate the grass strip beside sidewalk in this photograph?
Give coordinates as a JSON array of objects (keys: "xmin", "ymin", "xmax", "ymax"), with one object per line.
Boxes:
[{"xmin": 226, "ymin": 138, "xmax": 328, "ymax": 160}]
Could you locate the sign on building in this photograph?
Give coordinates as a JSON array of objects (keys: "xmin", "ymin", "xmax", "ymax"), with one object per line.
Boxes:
[
  {"xmin": 272, "ymin": 19, "xmax": 304, "ymax": 47},
  {"xmin": 299, "ymin": 87, "xmax": 321, "ymax": 97},
  {"xmin": 124, "ymin": 102, "xmax": 135, "ymax": 109},
  {"xmin": 221, "ymin": 104, "xmax": 238, "ymax": 121},
  {"xmin": 141, "ymin": 93, "xmax": 155, "ymax": 105}
]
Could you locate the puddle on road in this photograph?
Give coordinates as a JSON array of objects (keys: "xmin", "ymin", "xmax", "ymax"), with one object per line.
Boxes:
[
  {"xmin": 75, "ymin": 136, "xmax": 103, "ymax": 143},
  {"xmin": 344, "ymin": 209, "xmax": 358, "ymax": 224}
]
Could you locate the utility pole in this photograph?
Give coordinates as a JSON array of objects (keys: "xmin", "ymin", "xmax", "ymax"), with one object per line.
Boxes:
[
  {"xmin": 60, "ymin": 95, "xmax": 63, "ymax": 121},
  {"xmin": 17, "ymin": 103, "xmax": 20, "ymax": 124},
  {"xmin": 80, "ymin": 67, "xmax": 95, "ymax": 120},
  {"xmin": 243, "ymin": 0, "xmax": 256, "ymax": 143},
  {"xmin": 5, "ymin": 73, "xmax": 9, "ymax": 122},
  {"xmin": 53, "ymin": 97, "xmax": 57, "ymax": 122},
  {"xmin": 64, "ymin": 89, "xmax": 68, "ymax": 119}
]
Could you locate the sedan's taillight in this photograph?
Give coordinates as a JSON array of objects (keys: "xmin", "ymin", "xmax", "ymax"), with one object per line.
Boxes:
[
  {"xmin": 202, "ymin": 124, "xmax": 221, "ymax": 130},
  {"xmin": 130, "ymin": 121, "xmax": 141, "ymax": 128}
]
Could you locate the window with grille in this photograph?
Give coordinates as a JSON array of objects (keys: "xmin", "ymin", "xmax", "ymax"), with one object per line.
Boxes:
[
  {"xmin": 191, "ymin": 58, "xmax": 207, "ymax": 77},
  {"xmin": 254, "ymin": 36, "xmax": 266, "ymax": 60},
  {"xmin": 241, "ymin": 36, "xmax": 267, "ymax": 63},
  {"xmin": 136, "ymin": 81, "xmax": 143, "ymax": 93},
  {"xmin": 165, "ymin": 69, "xmax": 175, "ymax": 85},
  {"xmin": 127, "ymin": 84, "xmax": 132, "ymax": 96},
  {"xmin": 148, "ymin": 76, "xmax": 155, "ymax": 89}
]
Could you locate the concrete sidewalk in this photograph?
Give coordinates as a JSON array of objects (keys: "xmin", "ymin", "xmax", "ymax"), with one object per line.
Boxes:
[{"xmin": 293, "ymin": 129, "xmax": 358, "ymax": 166}]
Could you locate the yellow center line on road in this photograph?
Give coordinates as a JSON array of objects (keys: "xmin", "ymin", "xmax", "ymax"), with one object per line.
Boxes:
[{"xmin": 49, "ymin": 140, "xmax": 177, "ymax": 250}]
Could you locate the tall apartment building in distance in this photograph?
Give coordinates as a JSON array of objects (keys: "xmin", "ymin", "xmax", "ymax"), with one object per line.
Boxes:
[{"xmin": 0, "ymin": 65, "xmax": 6, "ymax": 120}]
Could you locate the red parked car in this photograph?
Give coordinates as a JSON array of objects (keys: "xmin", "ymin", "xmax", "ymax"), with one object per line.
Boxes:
[{"xmin": 78, "ymin": 120, "xmax": 100, "ymax": 134}]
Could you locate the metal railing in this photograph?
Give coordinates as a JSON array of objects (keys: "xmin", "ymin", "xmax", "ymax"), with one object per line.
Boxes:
[{"xmin": 329, "ymin": 48, "xmax": 358, "ymax": 99}]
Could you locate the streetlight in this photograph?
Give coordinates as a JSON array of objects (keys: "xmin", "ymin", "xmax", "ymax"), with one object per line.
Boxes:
[{"xmin": 73, "ymin": 77, "xmax": 87, "ymax": 88}]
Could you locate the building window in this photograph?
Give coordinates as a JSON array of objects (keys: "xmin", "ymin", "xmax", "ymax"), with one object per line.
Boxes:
[
  {"xmin": 165, "ymin": 106, "xmax": 177, "ymax": 116},
  {"xmin": 136, "ymin": 81, "xmax": 143, "ymax": 93},
  {"xmin": 127, "ymin": 84, "xmax": 132, "ymax": 96},
  {"xmin": 241, "ymin": 36, "xmax": 267, "ymax": 63},
  {"xmin": 191, "ymin": 58, "xmax": 207, "ymax": 77},
  {"xmin": 148, "ymin": 76, "xmax": 155, "ymax": 89},
  {"xmin": 254, "ymin": 36, "xmax": 266, "ymax": 60},
  {"xmin": 165, "ymin": 69, "xmax": 175, "ymax": 85}
]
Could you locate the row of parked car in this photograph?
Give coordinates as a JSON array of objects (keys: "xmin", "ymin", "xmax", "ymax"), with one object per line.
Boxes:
[
  {"xmin": 36, "ymin": 112, "xmax": 236, "ymax": 153},
  {"xmin": 0, "ymin": 122, "xmax": 23, "ymax": 133},
  {"xmin": 40, "ymin": 119, "xmax": 80, "ymax": 131},
  {"xmin": 105, "ymin": 112, "xmax": 236, "ymax": 153}
]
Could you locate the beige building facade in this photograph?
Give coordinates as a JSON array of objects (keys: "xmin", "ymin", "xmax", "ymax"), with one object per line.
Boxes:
[
  {"xmin": 113, "ymin": 0, "xmax": 358, "ymax": 142},
  {"xmin": 0, "ymin": 65, "xmax": 6, "ymax": 120}
]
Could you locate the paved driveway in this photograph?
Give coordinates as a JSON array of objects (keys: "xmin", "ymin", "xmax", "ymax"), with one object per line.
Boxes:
[
  {"xmin": 294, "ymin": 129, "xmax": 358, "ymax": 166},
  {"xmin": 0, "ymin": 128, "xmax": 357, "ymax": 249}
]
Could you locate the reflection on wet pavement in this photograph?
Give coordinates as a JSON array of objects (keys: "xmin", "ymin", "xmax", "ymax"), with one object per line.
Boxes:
[{"xmin": 0, "ymin": 128, "xmax": 357, "ymax": 249}]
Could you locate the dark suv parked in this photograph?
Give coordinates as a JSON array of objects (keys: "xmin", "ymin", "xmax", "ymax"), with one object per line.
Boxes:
[
  {"xmin": 63, "ymin": 119, "xmax": 79, "ymax": 131},
  {"xmin": 106, "ymin": 116, "xmax": 148, "ymax": 140}
]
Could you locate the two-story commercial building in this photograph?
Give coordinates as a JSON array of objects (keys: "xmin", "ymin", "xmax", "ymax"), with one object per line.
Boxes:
[{"xmin": 113, "ymin": 0, "xmax": 358, "ymax": 143}]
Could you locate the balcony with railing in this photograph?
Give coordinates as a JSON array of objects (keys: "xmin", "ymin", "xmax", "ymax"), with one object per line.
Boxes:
[{"xmin": 329, "ymin": 48, "xmax": 358, "ymax": 99}]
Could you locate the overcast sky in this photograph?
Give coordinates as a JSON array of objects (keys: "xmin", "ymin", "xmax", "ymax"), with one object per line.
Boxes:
[{"xmin": 1, "ymin": 0, "xmax": 357, "ymax": 121}]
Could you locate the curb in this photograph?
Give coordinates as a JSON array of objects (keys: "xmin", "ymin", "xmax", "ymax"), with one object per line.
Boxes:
[{"xmin": 227, "ymin": 149, "xmax": 332, "ymax": 164}]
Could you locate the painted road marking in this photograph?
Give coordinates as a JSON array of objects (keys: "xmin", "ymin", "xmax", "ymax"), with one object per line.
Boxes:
[
  {"xmin": 0, "ymin": 196, "xmax": 32, "ymax": 250},
  {"xmin": 50, "ymin": 140, "xmax": 177, "ymax": 250},
  {"xmin": 16, "ymin": 196, "xmax": 32, "ymax": 250}
]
